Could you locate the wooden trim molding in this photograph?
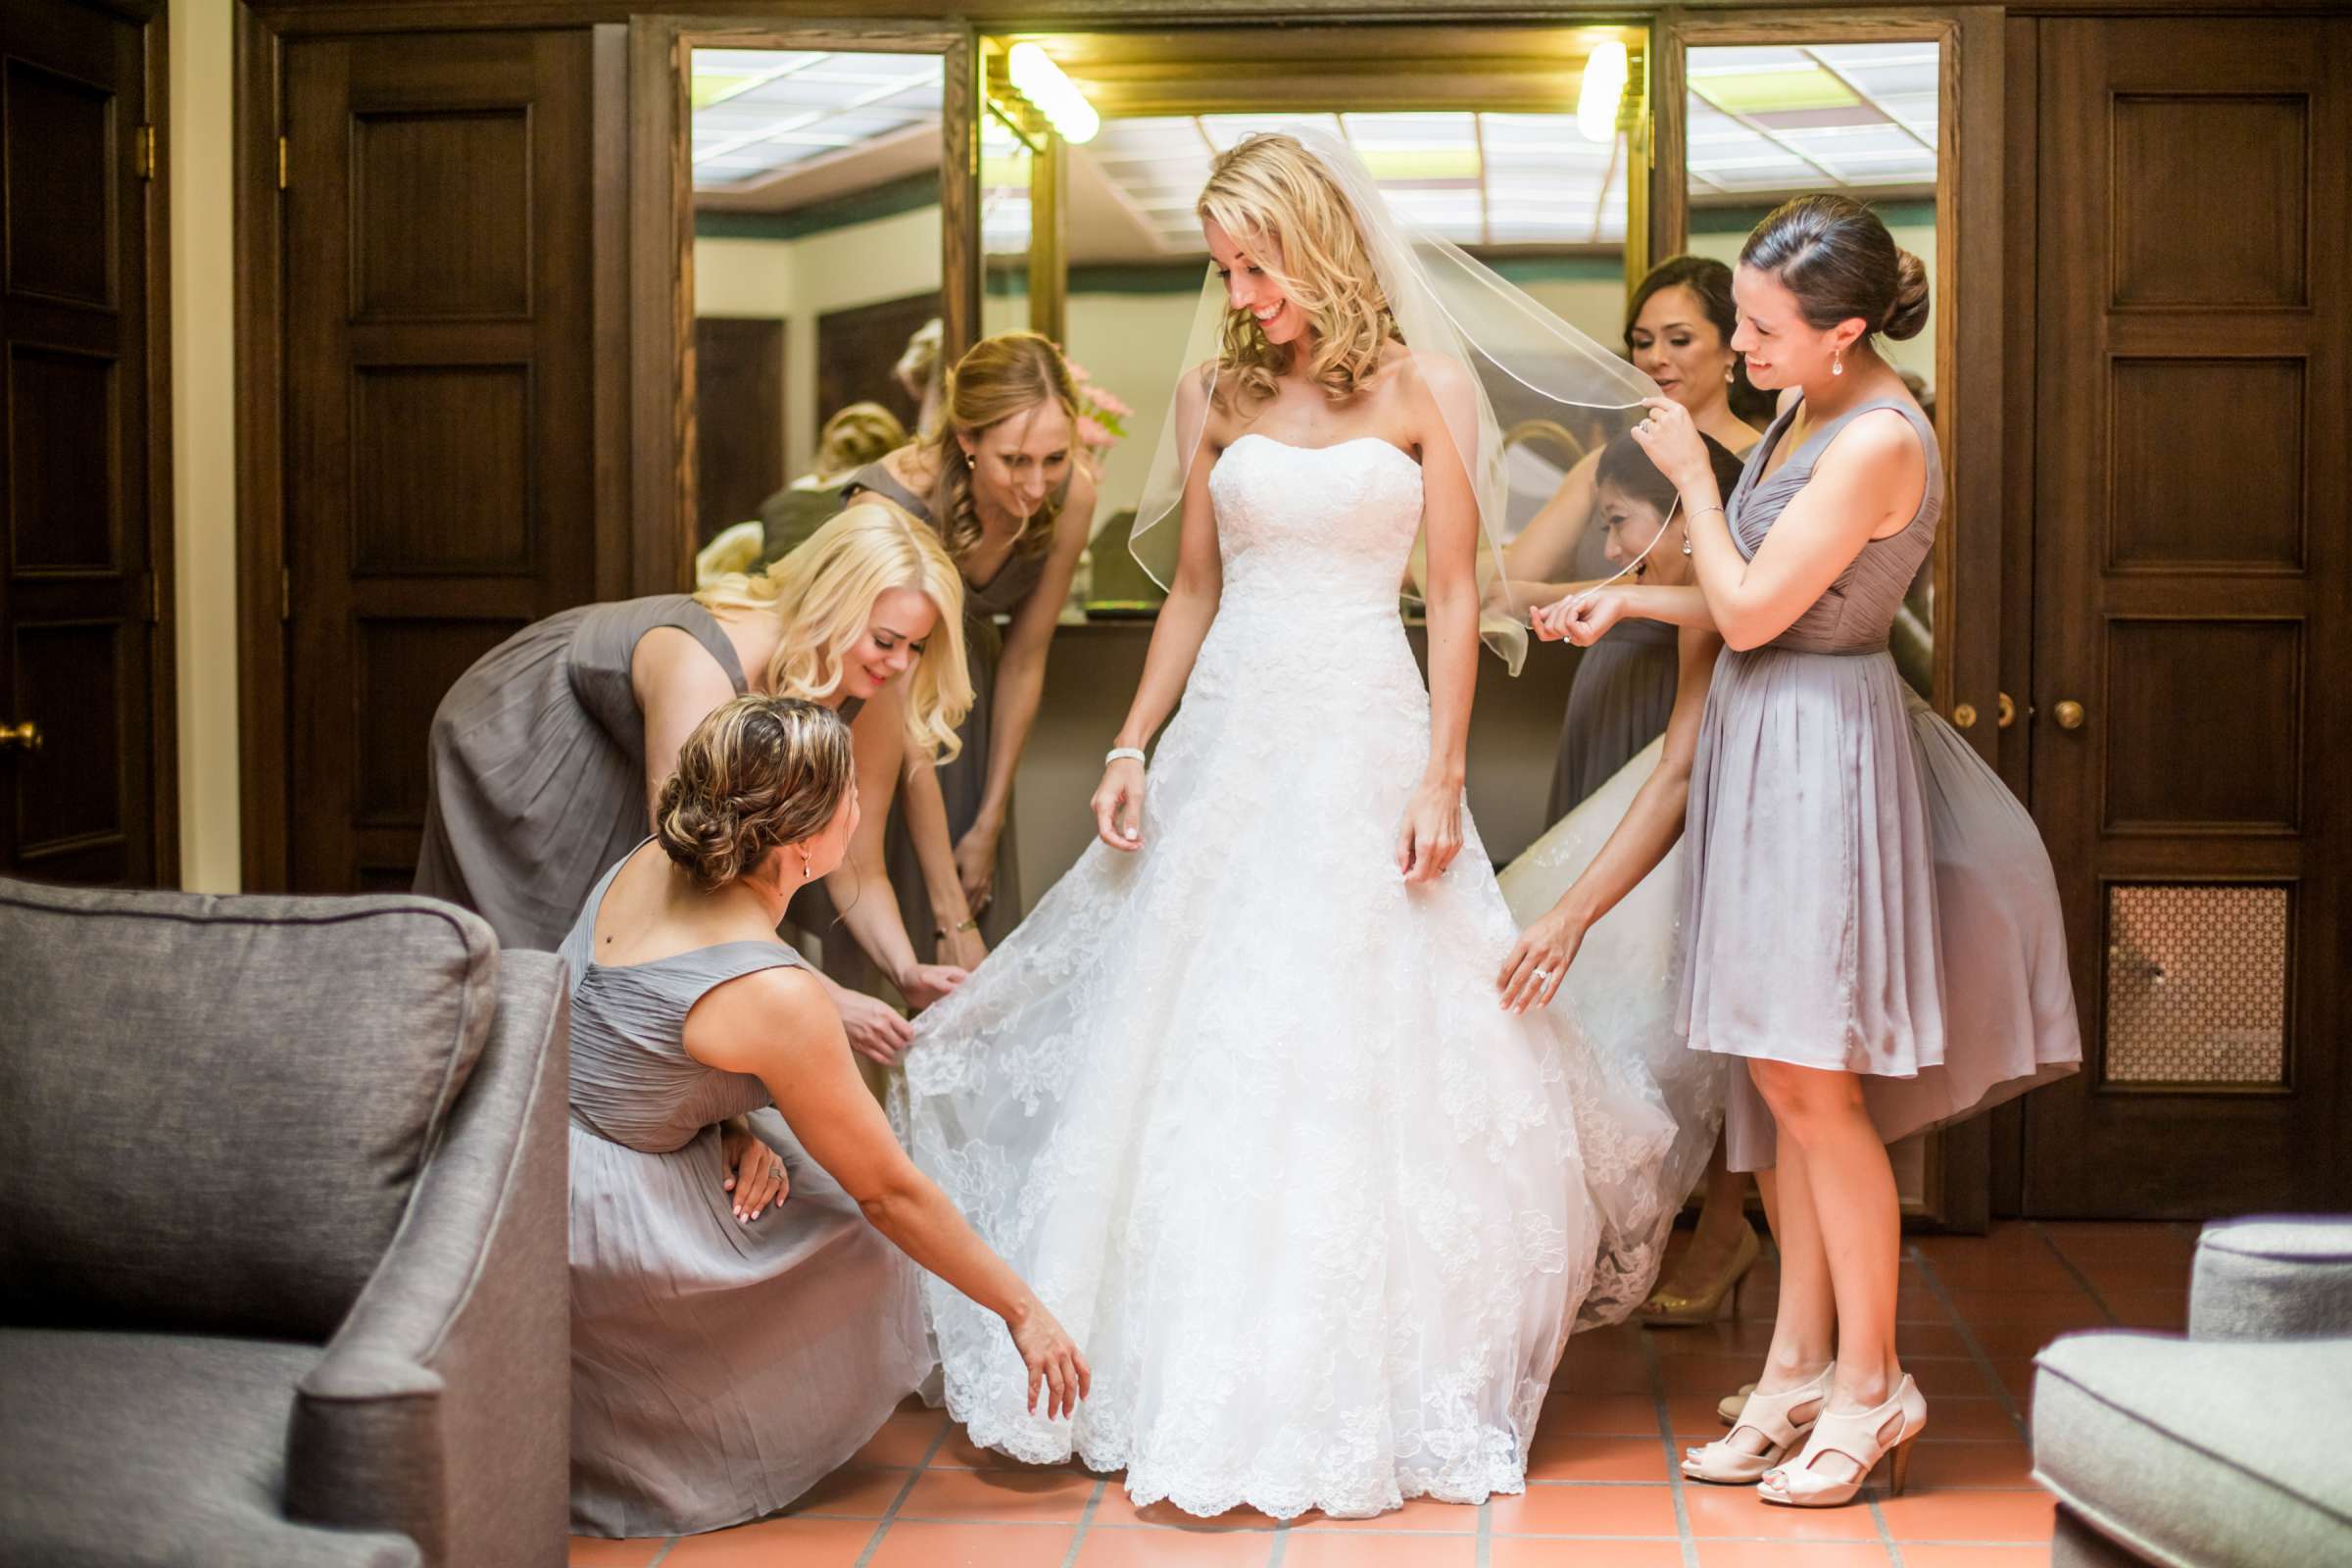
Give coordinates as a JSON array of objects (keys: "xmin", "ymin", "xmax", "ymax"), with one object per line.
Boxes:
[{"xmin": 232, "ymin": 1, "xmax": 289, "ymax": 890}]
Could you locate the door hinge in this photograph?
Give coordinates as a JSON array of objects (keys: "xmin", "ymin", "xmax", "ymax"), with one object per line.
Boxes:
[
  {"xmin": 280, "ymin": 566, "xmax": 292, "ymax": 622},
  {"xmin": 277, "ymin": 135, "xmax": 289, "ymax": 191},
  {"xmin": 136, "ymin": 124, "xmax": 157, "ymax": 181}
]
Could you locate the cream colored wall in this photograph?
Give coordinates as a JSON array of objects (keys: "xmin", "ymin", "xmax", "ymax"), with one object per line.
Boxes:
[
  {"xmin": 695, "ymin": 208, "xmax": 941, "ymax": 480},
  {"xmin": 172, "ymin": 0, "xmax": 240, "ymax": 891}
]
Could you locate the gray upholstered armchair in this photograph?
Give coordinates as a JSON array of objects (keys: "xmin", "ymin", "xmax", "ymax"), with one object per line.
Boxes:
[
  {"xmin": 2032, "ymin": 1216, "xmax": 2352, "ymax": 1567},
  {"xmin": 0, "ymin": 878, "xmax": 570, "ymax": 1568}
]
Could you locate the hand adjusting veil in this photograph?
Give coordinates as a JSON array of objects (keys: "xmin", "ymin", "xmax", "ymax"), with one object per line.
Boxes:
[{"xmin": 1124, "ymin": 125, "xmax": 1659, "ymax": 675}]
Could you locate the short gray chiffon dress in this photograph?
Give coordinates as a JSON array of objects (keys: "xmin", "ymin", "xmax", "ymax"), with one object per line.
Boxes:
[
  {"xmin": 563, "ymin": 848, "xmax": 929, "ymax": 1537},
  {"xmin": 1679, "ymin": 396, "xmax": 2082, "ymax": 1171},
  {"xmin": 414, "ymin": 596, "xmax": 746, "ymax": 952},
  {"xmin": 842, "ymin": 461, "xmax": 1057, "ymax": 959}
]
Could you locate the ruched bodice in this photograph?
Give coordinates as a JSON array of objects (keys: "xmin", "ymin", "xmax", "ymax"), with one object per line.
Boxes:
[
  {"xmin": 1728, "ymin": 397, "xmax": 1938, "ymax": 655},
  {"xmin": 558, "ymin": 852, "xmax": 802, "ymax": 1152}
]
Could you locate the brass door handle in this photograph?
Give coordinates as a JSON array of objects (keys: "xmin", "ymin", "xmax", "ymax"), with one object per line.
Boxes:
[
  {"xmin": 1952, "ymin": 702, "xmax": 1978, "ymax": 729},
  {"xmin": 0, "ymin": 719, "xmax": 40, "ymax": 752},
  {"xmin": 2054, "ymin": 700, "xmax": 2085, "ymax": 731},
  {"xmin": 1997, "ymin": 692, "xmax": 2018, "ymax": 729}
]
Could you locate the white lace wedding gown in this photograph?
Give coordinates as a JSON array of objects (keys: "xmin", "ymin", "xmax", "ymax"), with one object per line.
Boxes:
[{"xmin": 891, "ymin": 433, "xmax": 1683, "ymax": 1520}]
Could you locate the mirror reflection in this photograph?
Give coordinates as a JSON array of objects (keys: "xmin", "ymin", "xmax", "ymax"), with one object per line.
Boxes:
[{"xmin": 688, "ymin": 47, "xmax": 948, "ymax": 575}]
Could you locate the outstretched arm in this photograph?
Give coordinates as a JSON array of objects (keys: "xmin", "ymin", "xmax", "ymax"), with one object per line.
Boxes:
[{"xmin": 1499, "ymin": 623, "xmax": 1719, "ymax": 1012}]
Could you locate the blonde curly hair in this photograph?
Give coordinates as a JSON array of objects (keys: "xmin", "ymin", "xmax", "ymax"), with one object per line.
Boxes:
[
  {"xmin": 696, "ymin": 502, "xmax": 974, "ymax": 765},
  {"xmin": 1198, "ymin": 132, "xmax": 1397, "ymax": 414}
]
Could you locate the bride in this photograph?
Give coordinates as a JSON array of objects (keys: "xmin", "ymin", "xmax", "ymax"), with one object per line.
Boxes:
[{"xmin": 892, "ymin": 129, "xmax": 1689, "ymax": 1522}]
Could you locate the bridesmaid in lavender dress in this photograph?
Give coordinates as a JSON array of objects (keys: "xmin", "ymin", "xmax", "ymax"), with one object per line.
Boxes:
[
  {"xmin": 564, "ymin": 696, "xmax": 1086, "ymax": 1537},
  {"xmin": 1555, "ymin": 196, "xmax": 2079, "ymax": 1510}
]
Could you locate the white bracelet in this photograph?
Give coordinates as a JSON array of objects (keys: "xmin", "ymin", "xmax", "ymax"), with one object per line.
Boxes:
[{"xmin": 1105, "ymin": 747, "xmax": 1147, "ymax": 766}]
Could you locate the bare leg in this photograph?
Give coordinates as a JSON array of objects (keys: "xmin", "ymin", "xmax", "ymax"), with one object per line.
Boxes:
[
  {"xmin": 1750, "ymin": 1059, "xmax": 1905, "ymax": 1483},
  {"xmin": 1720, "ymin": 1071, "xmax": 1835, "ymax": 1456}
]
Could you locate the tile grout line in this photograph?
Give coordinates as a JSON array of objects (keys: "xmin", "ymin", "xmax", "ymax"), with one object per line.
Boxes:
[
  {"xmin": 1869, "ymin": 1490, "xmax": 1906, "ymax": 1568},
  {"xmin": 2028, "ymin": 1221, "xmax": 2126, "ymax": 1326},
  {"xmin": 1055, "ymin": 1475, "xmax": 1109, "ymax": 1568},
  {"xmin": 1636, "ymin": 1322, "xmax": 1705, "ymax": 1568},
  {"xmin": 1905, "ymin": 1244, "xmax": 2033, "ymax": 1445},
  {"xmin": 643, "ymin": 1537, "xmax": 679, "ymax": 1566},
  {"xmin": 849, "ymin": 1416, "xmax": 955, "ymax": 1568}
]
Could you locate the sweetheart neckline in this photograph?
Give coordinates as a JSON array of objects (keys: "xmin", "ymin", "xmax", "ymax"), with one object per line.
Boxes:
[{"xmin": 1220, "ymin": 430, "xmax": 1422, "ymax": 477}]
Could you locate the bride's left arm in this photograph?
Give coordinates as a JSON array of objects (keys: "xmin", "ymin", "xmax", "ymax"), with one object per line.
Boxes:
[{"xmin": 1399, "ymin": 355, "xmax": 1481, "ymax": 886}]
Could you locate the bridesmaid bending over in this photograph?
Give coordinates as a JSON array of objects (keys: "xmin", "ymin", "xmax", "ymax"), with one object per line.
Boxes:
[
  {"xmin": 565, "ymin": 695, "xmax": 1088, "ymax": 1538},
  {"xmin": 416, "ymin": 504, "xmax": 974, "ymax": 1064}
]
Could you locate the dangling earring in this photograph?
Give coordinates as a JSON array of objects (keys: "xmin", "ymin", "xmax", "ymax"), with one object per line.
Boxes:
[
  {"xmin": 1681, "ymin": 525, "xmax": 1693, "ymax": 557},
  {"xmin": 1833, "ymin": 346, "xmax": 1845, "ymax": 377},
  {"xmin": 799, "ymin": 850, "xmax": 813, "ymax": 882},
  {"xmin": 1724, "ymin": 366, "xmax": 1736, "ymax": 384}
]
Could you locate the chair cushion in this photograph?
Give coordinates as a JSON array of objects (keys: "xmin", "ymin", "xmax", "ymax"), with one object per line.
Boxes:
[
  {"xmin": 2191, "ymin": 1216, "xmax": 2352, "ymax": 1342},
  {"xmin": 0, "ymin": 879, "xmax": 498, "ymax": 1341},
  {"xmin": 0, "ymin": 1327, "xmax": 416, "ymax": 1567},
  {"xmin": 2032, "ymin": 1331, "xmax": 2352, "ymax": 1568}
]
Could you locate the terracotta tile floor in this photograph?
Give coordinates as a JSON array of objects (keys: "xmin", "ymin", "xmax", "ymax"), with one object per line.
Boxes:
[{"xmin": 573, "ymin": 1220, "xmax": 2200, "ymax": 1567}]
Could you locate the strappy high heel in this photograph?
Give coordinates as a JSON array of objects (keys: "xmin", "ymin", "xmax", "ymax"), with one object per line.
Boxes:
[
  {"xmin": 1680, "ymin": 1366, "xmax": 1831, "ymax": 1485},
  {"xmin": 1757, "ymin": 1374, "xmax": 1928, "ymax": 1507},
  {"xmin": 1718, "ymin": 1382, "xmax": 1758, "ymax": 1425}
]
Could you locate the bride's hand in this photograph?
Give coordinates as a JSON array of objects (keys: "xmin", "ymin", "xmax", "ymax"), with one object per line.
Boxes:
[
  {"xmin": 1499, "ymin": 904, "xmax": 1587, "ymax": 1014},
  {"xmin": 1396, "ymin": 778, "xmax": 1463, "ymax": 886},
  {"xmin": 1007, "ymin": 1298, "xmax": 1092, "ymax": 1420},
  {"xmin": 1092, "ymin": 757, "xmax": 1146, "ymax": 852}
]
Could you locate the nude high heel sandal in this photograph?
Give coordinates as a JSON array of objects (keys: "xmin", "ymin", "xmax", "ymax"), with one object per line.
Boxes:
[
  {"xmin": 1680, "ymin": 1366, "xmax": 1831, "ymax": 1485},
  {"xmin": 1638, "ymin": 1224, "xmax": 1763, "ymax": 1326},
  {"xmin": 1757, "ymin": 1374, "xmax": 1929, "ymax": 1508}
]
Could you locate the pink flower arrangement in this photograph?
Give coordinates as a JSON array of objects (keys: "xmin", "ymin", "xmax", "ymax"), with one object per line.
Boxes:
[{"xmin": 1061, "ymin": 356, "xmax": 1132, "ymax": 468}]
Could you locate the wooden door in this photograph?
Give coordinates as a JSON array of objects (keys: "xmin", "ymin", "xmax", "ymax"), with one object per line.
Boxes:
[
  {"xmin": 0, "ymin": 0, "xmax": 169, "ymax": 886},
  {"xmin": 693, "ymin": 316, "xmax": 784, "ymax": 543},
  {"xmin": 2025, "ymin": 18, "xmax": 2350, "ymax": 1215},
  {"xmin": 817, "ymin": 291, "xmax": 940, "ymax": 439},
  {"xmin": 280, "ymin": 31, "xmax": 597, "ymax": 893}
]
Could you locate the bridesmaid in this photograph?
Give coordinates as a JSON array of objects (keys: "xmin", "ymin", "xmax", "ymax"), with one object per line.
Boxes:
[
  {"xmin": 565, "ymin": 695, "xmax": 1087, "ymax": 1537},
  {"xmin": 1498, "ymin": 256, "xmax": 1767, "ymax": 817},
  {"xmin": 1560, "ymin": 196, "xmax": 2080, "ymax": 1507},
  {"xmin": 1499, "ymin": 256, "xmax": 1772, "ymax": 1326},
  {"xmin": 841, "ymin": 331, "xmax": 1099, "ymax": 967},
  {"xmin": 416, "ymin": 504, "xmax": 974, "ymax": 1063}
]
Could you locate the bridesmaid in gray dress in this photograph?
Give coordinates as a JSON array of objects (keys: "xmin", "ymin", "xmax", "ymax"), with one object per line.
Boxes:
[
  {"xmin": 1564, "ymin": 197, "xmax": 2080, "ymax": 1510},
  {"xmin": 565, "ymin": 696, "xmax": 1087, "ymax": 1537},
  {"xmin": 840, "ymin": 332, "xmax": 1098, "ymax": 971},
  {"xmin": 415, "ymin": 504, "xmax": 976, "ymax": 1064}
]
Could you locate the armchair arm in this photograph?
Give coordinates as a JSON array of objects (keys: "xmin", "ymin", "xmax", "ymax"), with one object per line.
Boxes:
[
  {"xmin": 2188, "ymin": 1216, "xmax": 2352, "ymax": 1344},
  {"xmin": 285, "ymin": 953, "xmax": 571, "ymax": 1568}
]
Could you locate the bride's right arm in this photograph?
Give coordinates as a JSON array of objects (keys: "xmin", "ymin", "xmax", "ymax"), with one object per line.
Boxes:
[
  {"xmin": 1093, "ymin": 379, "xmax": 1223, "ymax": 850},
  {"xmin": 686, "ymin": 967, "xmax": 1092, "ymax": 1417}
]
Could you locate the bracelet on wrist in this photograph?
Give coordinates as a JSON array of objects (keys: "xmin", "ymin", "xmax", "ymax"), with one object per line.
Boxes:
[{"xmin": 1105, "ymin": 746, "xmax": 1147, "ymax": 767}]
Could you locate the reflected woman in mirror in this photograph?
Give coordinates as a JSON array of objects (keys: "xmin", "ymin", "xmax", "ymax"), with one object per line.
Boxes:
[
  {"xmin": 1496, "ymin": 255, "xmax": 1773, "ymax": 1333},
  {"xmin": 838, "ymin": 331, "xmax": 1100, "ymax": 971},
  {"xmin": 416, "ymin": 504, "xmax": 974, "ymax": 1067},
  {"xmin": 1544, "ymin": 196, "xmax": 2079, "ymax": 1507},
  {"xmin": 753, "ymin": 401, "xmax": 910, "ymax": 568}
]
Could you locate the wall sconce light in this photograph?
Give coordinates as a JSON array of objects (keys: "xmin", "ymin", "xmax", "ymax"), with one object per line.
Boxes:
[
  {"xmin": 1007, "ymin": 41, "xmax": 1100, "ymax": 144},
  {"xmin": 1578, "ymin": 40, "xmax": 1630, "ymax": 143}
]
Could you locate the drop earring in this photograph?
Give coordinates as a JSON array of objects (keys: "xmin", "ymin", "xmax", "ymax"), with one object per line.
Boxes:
[
  {"xmin": 799, "ymin": 851, "xmax": 812, "ymax": 881},
  {"xmin": 1833, "ymin": 346, "xmax": 1845, "ymax": 377},
  {"xmin": 1681, "ymin": 525, "xmax": 1693, "ymax": 557}
]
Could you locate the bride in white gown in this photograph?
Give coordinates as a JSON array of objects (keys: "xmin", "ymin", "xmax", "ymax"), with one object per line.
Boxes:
[{"xmin": 891, "ymin": 129, "xmax": 1690, "ymax": 1522}]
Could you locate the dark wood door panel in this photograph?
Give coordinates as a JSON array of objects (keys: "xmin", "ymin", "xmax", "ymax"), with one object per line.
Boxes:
[
  {"xmin": 2024, "ymin": 16, "xmax": 2350, "ymax": 1216},
  {"xmin": 694, "ymin": 316, "xmax": 783, "ymax": 543},
  {"xmin": 0, "ymin": 0, "xmax": 163, "ymax": 887},
  {"xmin": 281, "ymin": 28, "xmax": 597, "ymax": 894}
]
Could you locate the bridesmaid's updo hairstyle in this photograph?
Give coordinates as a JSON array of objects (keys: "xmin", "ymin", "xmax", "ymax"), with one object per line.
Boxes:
[
  {"xmin": 1740, "ymin": 195, "xmax": 1932, "ymax": 343},
  {"xmin": 655, "ymin": 696, "xmax": 853, "ymax": 891}
]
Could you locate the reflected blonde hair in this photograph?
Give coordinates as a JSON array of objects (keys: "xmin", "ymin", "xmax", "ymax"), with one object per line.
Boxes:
[
  {"xmin": 812, "ymin": 402, "xmax": 908, "ymax": 480},
  {"xmin": 655, "ymin": 696, "xmax": 853, "ymax": 890},
  {"xmin": 916, "ymin": 331, "xmax": 1080, "ymax": 567},
  {"xmin": 1198, "ymin": 133, "xmax": 1396, "ymax": 414},
  {"xmin": 697, "ymin": 502, "xmax": 973, "ymax": 764}
]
